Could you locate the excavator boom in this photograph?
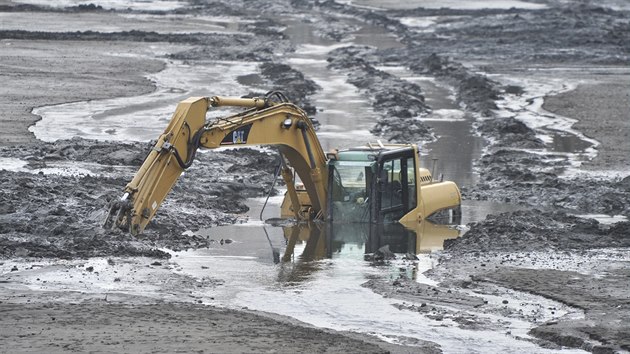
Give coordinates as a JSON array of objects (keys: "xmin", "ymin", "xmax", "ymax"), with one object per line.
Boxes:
[{"xmin": 104, "ymin": 94, "xmax": 327, "ymax": 235}]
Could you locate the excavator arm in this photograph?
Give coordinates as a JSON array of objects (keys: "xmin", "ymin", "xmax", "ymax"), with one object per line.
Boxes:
[{"xmin": 104, "ymin": 94, "xmax": 328, "ymax": 235}]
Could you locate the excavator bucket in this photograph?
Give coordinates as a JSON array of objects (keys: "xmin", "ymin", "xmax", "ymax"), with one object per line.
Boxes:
[{"xmin": 104, "ymin": 97, "xmax": 208, "ymax": 235}]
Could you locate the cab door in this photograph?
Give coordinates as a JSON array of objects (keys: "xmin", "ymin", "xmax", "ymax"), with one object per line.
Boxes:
[{"xmin": 370, "ymin": 148, "xmax": 417, "ymax": 224}]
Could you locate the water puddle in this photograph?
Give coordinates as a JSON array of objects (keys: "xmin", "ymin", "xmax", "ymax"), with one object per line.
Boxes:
[
  {"xmin": 11, "ymin": 0, "xmax": 186, "ymax": 11},
  {"xmin": 550, "ymin": 132, "xmax": 594, "ymax": 153},
  {"xmin": 398, "ymin": 16, "xmax": 440, "ymax": 33},
  {"xmin": 155, "ymin": 195, "xmax": 554, "ymax": 352},
  {"xmin": 283, "ymin": 17, "xmax": 401, "ymax": 151},
  {"xmin": 132, "ymin": 164, "xmax": 557, "ymax": 353},
  {"xmin": 341, "ymin": 0, "xmax": 547, "ymax": 10},
  {"xmin": 288, "ymin": 54, "xmax": 380, "ymax": 151},
  {"xmin": 30, "ymin": 59, "xmax": 259, "ymax": 142},
  {"xmin": 0, "ymin": 12, "xmax": 250, "ymax": 34},
  {"xmin": 377, "ymin": 65, "xmax": 484, "ymax": 187},
  {"xmin": 173, "ymin": 240, "xmax": 573, "ymax": 353},
  {"xmin": 492, "ymin": 73, "xmax": 600, "ymax": 173},
  {"xmin": 573, "ymin": 213, "xmax": 628, "ymax": 225},
  {"xmin": 0, "ymin": 156, "xmax": 136, "ymax": 177},
  {"xmin": 459, "ymin": 200, "xmax": 524, "ymax": 225},
  {"xmin": 0, "ymin": 241, "xmax": 581, "ymax": 353}
]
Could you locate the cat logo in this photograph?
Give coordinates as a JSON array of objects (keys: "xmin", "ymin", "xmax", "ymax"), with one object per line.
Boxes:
[
  {"xmin": 233, "ymin": 130, "xmax": 245, "ymax": 144},
  {"xmin": 220, "ymin": 124, "xmax": 252, "ymax": 145}
]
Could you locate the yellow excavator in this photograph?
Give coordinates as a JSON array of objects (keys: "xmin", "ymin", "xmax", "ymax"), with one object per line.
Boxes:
[{"xmin": 104, "ymin": 92, "xmax": 461, "ymax": 235}]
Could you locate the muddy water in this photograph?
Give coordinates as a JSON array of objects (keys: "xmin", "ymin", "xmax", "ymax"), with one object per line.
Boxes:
[
  {"xmin": 31, "ymin": 59, "xmax": 259, "ymax": 142},
  {"xmin": 342, "ymin": 0, "xmax": 548, "ymax": 10},
  {"xmin": 0, "ymin": 12, "xmax": 248, "ymax": 34},
  {"xmin": 173, "ymin": 253, "xmax": 571, "ymax": 353},
  {"xmin": 145, "ymin": 197, "xmax": 575, "ymax": 352},
  {"xmin": 377, "ymin": 65, "xmax": 484, "ymax": 187},
  {"xmin": 11, "ymin": 0, "xmax": 185, "ymax": 11},
  {"xmin": 1, "ymin": 240, "xmax": 581, "ymax": 353},
  {"xmin": 283, "ymin": 18, "xmax": 400, "ymax": 151}
]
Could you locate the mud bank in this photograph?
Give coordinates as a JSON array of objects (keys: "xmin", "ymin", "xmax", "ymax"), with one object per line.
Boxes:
[
  {"xmin": 0, "ymin": 290, "xmax": 400, "ymax": 354},
  {"xmin": 544, "ymin": 82, "xmax": 630, "ymax": 172},
  {"xmin": 0, "ymin": 40, "xmax": 164, "ymax": 146},
  {"xmin": 446, "ymin": 210, "xmax": 630, "ymax": 253},
  {"xmin": 425, "ymin": 210, "xmax": 630, "ymax": 352},
  {"xmin": 258, "ymin": 62, "xmax": 321, "ymax": 115},
  {"xmin": 462, "ymin": 148, "xmax": 630, "ymax": 215}
]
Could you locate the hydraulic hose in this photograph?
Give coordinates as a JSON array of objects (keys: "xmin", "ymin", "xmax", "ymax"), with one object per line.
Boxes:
[
  {"xmin": 297, "ymin": 120, "xmax": 316, "ymax": 169},
  {"xmin": 170, "ymin": 125, "xmax": 204, "ymax": 170},
  {"xmin": 260, "ymin": 160, "xmax": 282, "ymax": 221}
]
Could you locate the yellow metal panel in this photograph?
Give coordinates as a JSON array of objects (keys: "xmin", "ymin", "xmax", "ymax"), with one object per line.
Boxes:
[{"xmin": 124, "ymin": 97, "xmax": 208, "ymax": 234}]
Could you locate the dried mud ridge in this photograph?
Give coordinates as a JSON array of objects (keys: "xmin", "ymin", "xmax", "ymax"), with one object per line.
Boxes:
[
  {"xmin": 446, "ymin": 210, "xmax": 630, "ymax": 254},
  {"xmin": 0, "ymin": 139, "xmax": 279, "ymax": 259}
]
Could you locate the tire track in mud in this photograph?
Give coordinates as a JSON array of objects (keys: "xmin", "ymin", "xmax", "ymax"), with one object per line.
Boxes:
[{"xmin": 327, "ymin": 46, "xmax": 433, "ymax": 143}]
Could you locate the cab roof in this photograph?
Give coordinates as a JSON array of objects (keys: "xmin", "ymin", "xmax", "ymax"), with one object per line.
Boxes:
[{"xmin": 332, "ymin": 143, "xmax": 416, "ymax": 162}]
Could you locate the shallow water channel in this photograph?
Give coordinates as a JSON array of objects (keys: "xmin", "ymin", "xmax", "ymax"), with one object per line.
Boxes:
[{"xmin": 161, "ymin": 196, "xmax": 568, "ymax": 353}]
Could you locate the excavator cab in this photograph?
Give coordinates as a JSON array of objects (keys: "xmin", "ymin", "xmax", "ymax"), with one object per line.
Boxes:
[{"xmin": 327, "ymin": 144, "xmax": 420, "ymax": 225}]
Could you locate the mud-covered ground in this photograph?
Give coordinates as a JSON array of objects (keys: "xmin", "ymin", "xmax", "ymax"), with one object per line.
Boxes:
[
  {"xmin": 0, "ymin": 139, "xmax": 281, "ymax": 258},
  {"xmin": 1, "ymin": 0, "xmax": 629, "ymax": 352},
  {"xmin": 0, "ymin": 289, "xmax": 411, "ymax": 354}
]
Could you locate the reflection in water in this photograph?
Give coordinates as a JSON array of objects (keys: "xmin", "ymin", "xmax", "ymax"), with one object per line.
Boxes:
[{"xmin": 276, "ymin": 220, "xmax": 460, "ymax": 284}]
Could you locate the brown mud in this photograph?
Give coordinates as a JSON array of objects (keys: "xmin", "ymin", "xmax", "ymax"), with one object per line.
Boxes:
[
  {"xmin": 544, "ymin": 82, "xmax": 630, "ymax": 172},
  {"xmin": 327, "ymin": 46, "xmax": 432, "ymax": 143},
  {"xmin": 0, "ymin": 290, "xmax": 406, "ymax": 354},
  {"xmin": 0, "ymin": 40, "xmax": 164, "ymax": 146},
  {"xmin": 294, "ymin": 0, "xmax": 630, "ymax": 351},
  {"xmin": 1, "ymin": 0, "xmax": 629, "ymax": 352},
  {"xmin": 0, "ymin": 139, "xmax": 279, "ymax": 258}
]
